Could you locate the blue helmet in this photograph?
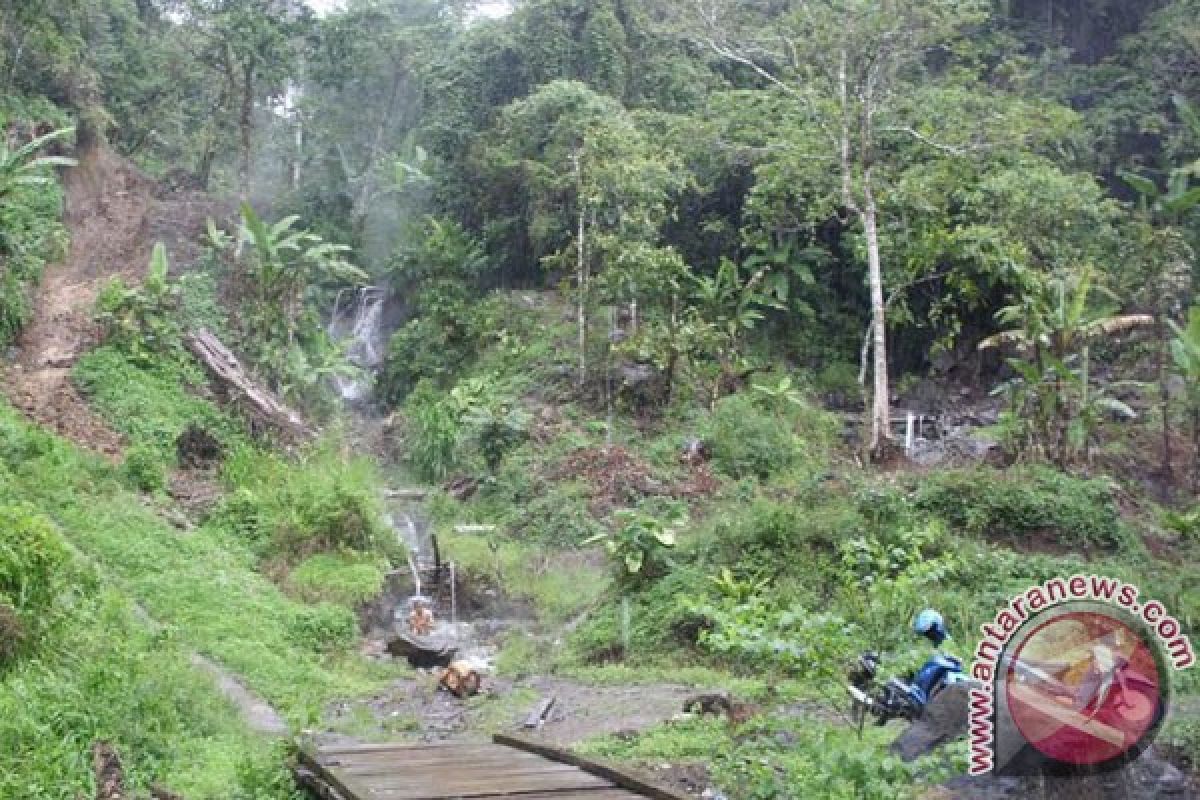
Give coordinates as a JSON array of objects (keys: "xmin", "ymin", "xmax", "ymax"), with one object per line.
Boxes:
[{"xmin": 914, "ymin": 609, "xmax": 948, "ymax": 646}]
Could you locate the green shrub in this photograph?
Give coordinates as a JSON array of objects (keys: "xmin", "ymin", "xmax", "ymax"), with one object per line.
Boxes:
[
  {"xmin": 122, "ymin": 444, "xmax": 167, "ymax": 493},
  {"xmin": 217, "ymin": 443, "xmax": 389, "ymax": 562},
  {"xmin": 285, "ymin": 553, "xmax": 386, "ymax": 608},
  {"xmin": 510, "ymin": 482, "xmax": 604, "ymax": 547},
  {"xmin": 0, "ymin": 172, "xmax": 66, "ymax": 347},
  {"xmin": 402, "ymin": 380, "xmax": 464, "ymax": 482},
  {"xmin": 94, "ymin": 244, "xmax": 182, "ymax": 364},
  {"xmin": 0, "ymin": 504, "xmax": 75, "ymax": 660},
  {"xmin": 915, "ymin": 467, "xmax": 1126, "ymax": 550},
  {"xmin": 703, "ymin": 394, "xmax": 799, "ymax": 480},
  {"xmin": 286, "ymin": 603, "xmax": 358, "ymax": 653},
  {"xmin": 1163, "ymin": 505, "xmax": 1200, "ymax": 540},
  {"xmin": 703, "ymin": 498, "xmax": 851, "ymax": 577},
  {"xmin": 701, "ymin": 388, "xmax": 835, "ymax": 483},
  {"xmin": 74, "ymin": 346, "xmax": 243, "ymax": 458},
  {"xmin": 812, "ymin": 361, "xmax": 862, "ymax": 409},
  {"xmin": 377, "ymin": 217, "xmax": 488, "ymax": 404},
  {"xmin": 210, "ymin": 487, "xmax": 268, "ymax": 548}
]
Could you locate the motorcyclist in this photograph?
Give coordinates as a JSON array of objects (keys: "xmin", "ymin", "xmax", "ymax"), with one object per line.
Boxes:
[{"xmin": 908, "ymin": 609, "xmax": 965, "ymax": 708}]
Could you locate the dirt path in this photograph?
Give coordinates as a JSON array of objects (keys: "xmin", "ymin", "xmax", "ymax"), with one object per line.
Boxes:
[{"xmin": 2, "ymin": 148, "xmax": 152, "ymax": 456}]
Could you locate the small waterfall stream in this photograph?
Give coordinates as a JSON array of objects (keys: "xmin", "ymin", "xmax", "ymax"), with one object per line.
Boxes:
[
  {"xmin": 329, "ymin": 286, "xmax": 386, "ymax": 403},
  {"xmin": 331, "ymin": 285, "xmax": 497, "ymax": 672}
]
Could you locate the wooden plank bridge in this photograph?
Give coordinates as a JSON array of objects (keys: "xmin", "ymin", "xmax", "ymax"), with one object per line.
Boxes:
[{"xmin": 297, "ymin": 734, "xmax": 688, "ymax": 800}]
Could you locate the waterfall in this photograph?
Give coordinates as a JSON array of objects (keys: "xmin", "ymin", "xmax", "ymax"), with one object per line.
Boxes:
[{"xmin": 329, "ymin": 286, "xmax": 386, "ymax": 402}]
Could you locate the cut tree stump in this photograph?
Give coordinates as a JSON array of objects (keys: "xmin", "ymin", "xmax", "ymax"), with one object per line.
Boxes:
[
  {"xmin": 439, "ymin": 660, "xmax": 482, "ymax": 698},
  {"xmin": 184, "ymin": 330, "xmax": 313, "ymax": 442}
]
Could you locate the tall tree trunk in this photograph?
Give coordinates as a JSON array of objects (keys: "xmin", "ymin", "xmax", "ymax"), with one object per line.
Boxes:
[
  {"xmin": 353, "ymin": 68, "xmax": 404, "ymax": 241},
  {"xmin": 862, "ymin": 167, "xmax": 891, "ymax": 455},
  {"xmin": 573, "ymin": 149, "xmax": 587, "ymax": 388},
  {"xmin": 291, "ymin": 112, "xmax": 302, "ymax": 191},
  {"xmin": 238, "ymin": 62, "xmax": 255, "ymax": 197},
  {"xmin": 197, "ymin": 131, "xmax": 217, "ymax": 190}
]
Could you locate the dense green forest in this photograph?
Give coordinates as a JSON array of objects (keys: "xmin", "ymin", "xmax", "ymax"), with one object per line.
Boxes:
[{"xmin": 1, "ymin": 1, "xmax": 1199, "ymax": 798}]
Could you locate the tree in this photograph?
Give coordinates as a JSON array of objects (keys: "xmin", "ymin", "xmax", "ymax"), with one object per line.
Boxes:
[
  {"xmin": 302, "ymin": 0, "xmax": 459, "ymax": 249},
  {"xmin": 1117, "ymin": 92, "xmax": 1200, "ymax": 476},
  {"xmin": 205, "ymin": 204, "xmax": 366, "ymax": 407},
  {"xmin": 680, "ymin": 0, "xmax": 990, "ymax": 457},
  {"xmin": 173, "ymin": 0, "xmax": 309, "ymax": 194},
  {"xmin": 484, "ymin": 80, "xmax": 683, "ymax": 386}
]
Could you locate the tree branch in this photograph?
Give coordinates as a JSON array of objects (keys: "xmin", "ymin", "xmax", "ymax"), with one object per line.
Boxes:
[
  {"xmin": 879, "ymin": 125, "xmax": 976, "ymax": 155},
  {"xmin": 691, "ymin": 0, "xmax": 838, "ymax": 149}
]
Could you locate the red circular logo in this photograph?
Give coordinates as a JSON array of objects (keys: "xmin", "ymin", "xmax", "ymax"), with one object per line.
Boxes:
[{"xmin": 1004, "ymin": 609, "xmax": 1164, "ymax": 766}]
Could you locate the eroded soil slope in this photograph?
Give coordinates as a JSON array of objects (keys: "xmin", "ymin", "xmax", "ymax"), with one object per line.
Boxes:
[{"xmin": 3, "ymin": 147, "xmax": 229, "ymax": 456}]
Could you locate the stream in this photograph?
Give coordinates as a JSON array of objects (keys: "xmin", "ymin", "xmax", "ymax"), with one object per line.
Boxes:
[{"xmin": 329, "ymin": 289, "xmax": 502, "ymax": 674}]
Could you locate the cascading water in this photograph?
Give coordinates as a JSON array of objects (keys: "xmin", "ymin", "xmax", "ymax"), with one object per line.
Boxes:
[{"xmin": 328, "ymin": 286, "xmax": 386, "ymax": 403}]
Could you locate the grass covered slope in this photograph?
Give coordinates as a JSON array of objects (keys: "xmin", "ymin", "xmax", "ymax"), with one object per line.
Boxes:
[
  {"xmin": 0, "ymin": 470, "xmax": 299, "ymax": 798},
  {"xmin": 0, "ymin": 403, "xmax": 400, "ymax": 736}
]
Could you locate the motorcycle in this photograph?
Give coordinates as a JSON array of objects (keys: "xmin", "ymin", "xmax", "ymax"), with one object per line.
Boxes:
[{"xmin": 846, "ymin": 649, "xmax": 970, "ymax": 734}]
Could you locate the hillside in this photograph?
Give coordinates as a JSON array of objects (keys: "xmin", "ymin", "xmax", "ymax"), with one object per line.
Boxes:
[{"xmin": 1, "ymin": 2, "xmax": 1199, "ymax": 799}]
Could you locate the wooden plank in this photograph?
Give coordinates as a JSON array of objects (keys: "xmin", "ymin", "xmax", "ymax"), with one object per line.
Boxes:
[
  {"xmin": 322, "ymin": 743, "xmax": 511, "ymax": 762},
  {"xmin": 339, "ymin": 759, "xmax": 566, "ymax": 778},
  {"xmin": 361, "ymin": 769, "xmax": 612, "ymax": 798},
  {"xmin": 373, "ymin": 791, "xmax": 640, "ymax": 800},
  {"xmin": 317, "ymin": 741, "xmax": 485, "ymax": 756},
  {"xmin": 494, "ymin": 734, "xmax": 689, "ymax": 800},
  {"xmin": 341, "ymin": 759, "xmax": 580, "ymax": 778},
  {"xmin": 297, "ymin": 743, "xmax": 380, "ymax": 800},
  {"xmin": 330, "ymin": 747, "xmax": 548, "ymax": 765}
]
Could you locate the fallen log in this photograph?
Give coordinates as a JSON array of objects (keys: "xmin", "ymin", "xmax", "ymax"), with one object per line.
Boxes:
[
  {"xmin": 184, "ymin": 329, "xmax": 313, "ymax": 442},
  {"xmin": 523, "ymin": 695, "xmax": 556, "ymax": 729}
]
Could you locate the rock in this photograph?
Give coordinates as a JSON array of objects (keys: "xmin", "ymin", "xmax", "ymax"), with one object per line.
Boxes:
[
  {"xmin": 892, "ymin": 682, "xmax": 971, "ymax": 762},
  {"xmin": 386, "ymin": 633, "xmax": 457, "ymax": 669}
]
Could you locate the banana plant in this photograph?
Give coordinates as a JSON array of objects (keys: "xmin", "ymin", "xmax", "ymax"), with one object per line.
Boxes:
[
  {"xmin": 0, "ymin": 127, "xmax": 76, "ymax": 204},
  {"xmin": 980, "ymin": 266, "xmax": 1155, "ymax": 466},
  {"xmin": 234, "ymin": 202, "xmax": 367, "ymax": 344}
]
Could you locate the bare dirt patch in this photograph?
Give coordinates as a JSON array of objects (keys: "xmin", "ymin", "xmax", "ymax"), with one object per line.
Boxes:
[
  {"xmin": 3, "ymin": 147, "xmax": 151, "ymax": 456},
  {"xmin": 2, "ymin": 146, "xmax": 235, "ymax": 457},
  {"xmin": 551, "ymin": 446, "xmax": 720, "ymax": 517},
  {"xmin": 320, "ymin": 673, "xmax": 697, "ymax": 747}
]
